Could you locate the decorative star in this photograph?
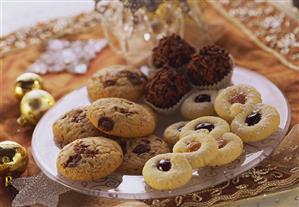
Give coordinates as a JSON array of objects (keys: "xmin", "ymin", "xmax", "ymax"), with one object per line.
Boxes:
[{"xmin": 12, "ymin": 173, "xmax": 70, "ymax": 207}]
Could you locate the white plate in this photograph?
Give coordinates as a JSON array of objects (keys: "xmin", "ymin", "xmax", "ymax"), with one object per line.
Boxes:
[{"xmin": 31, "ymin": 67, "xmax": 291, "ymax": 199}]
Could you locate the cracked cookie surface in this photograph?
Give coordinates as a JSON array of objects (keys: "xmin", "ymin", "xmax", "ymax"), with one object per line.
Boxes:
[
  {"xmin": 87, "ymin": 98, "xmax": 157, "ymax": 138},
  {"xmin": 116, "ymin": 135, "xmax": 170, "ymax": 174},
  {"xmin": 53, "ymin": 107, "xmax": 103, "ymax": 147},
  {"xmin": 56, "ymin": 137, "xmax": 123, "ymax": 181},
  {"xmin": 87, "ymin": 65, "xmax": 147, "ymax": 102}
]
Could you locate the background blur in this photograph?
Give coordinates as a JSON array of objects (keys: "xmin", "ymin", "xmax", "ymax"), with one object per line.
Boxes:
[{"xmin": 2, "ymin": 1, "xmax": 94, "ymax": 36}]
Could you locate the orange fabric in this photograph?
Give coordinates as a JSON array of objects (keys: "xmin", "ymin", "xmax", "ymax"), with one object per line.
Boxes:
[{"xmin": 1, "ymin": 5, "xmax": 299, "ymax": 206}]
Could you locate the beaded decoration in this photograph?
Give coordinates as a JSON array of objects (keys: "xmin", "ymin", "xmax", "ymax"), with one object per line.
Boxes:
[{"xmin": 209, "ymin": 0, "xmax": 299, "ymax": 71}]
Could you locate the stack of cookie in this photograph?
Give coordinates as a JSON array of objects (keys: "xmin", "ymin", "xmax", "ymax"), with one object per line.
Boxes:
[
  {"xmin": 54, "ymin": 65, "xmax": 171, "ymax": 181},
  {"xmin": 142, "ymin": 84, "xmax": 280, "ymax": 190}
]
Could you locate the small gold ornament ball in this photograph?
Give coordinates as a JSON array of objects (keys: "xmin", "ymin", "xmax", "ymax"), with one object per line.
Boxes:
[
  {"xmin": 14, "ymin": 72, "xmax": 43, "ymax": 100},
  {"xmin": 18, "ymin": 90, "xmax": 55, "ymax": 125},
  {"xmin": 0, "ymin": 141, "xmax": 29, "ymax": 177}
]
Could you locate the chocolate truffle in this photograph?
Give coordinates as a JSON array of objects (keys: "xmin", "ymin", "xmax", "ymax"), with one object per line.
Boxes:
[
  {"xmin": 152, "ymin": 34, "xmax": 195, "ymax": 69},
  {"xmin": 145, "ymin": 67, "xmax": 191, "ymax": 109},
  {"xmin": 187, "ymin": 45, "xmax": 233, "ymax": 87}
]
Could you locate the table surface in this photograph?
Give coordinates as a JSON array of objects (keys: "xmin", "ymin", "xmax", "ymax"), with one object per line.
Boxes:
[{"xmin": 2, "ymin": 1, "xmax": 299, "ymax": 207}]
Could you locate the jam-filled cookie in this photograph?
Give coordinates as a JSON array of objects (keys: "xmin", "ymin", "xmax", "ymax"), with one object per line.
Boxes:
[
  {"xmin": 116, "ymin": 135, "xmax": 170, "ymax": 175},
  {"xmin": 231, "ymin": 104, "xmax": 280, "ymax": 142},
  {"xmin": 207, "ymin": 132, "xmax": 243, "ymax": 166},
  {"xmin": 179, "ymin": 116, "xmax": 230, "ymax": 139},
  {"xmin": 87, "ymin": 65, "xmax": 147, "ymax": 102},
  {"xmin": 56, "ymin": 137, "xmax": 123, "ymax": 181},
  {"xmin": 53, "ymin": 107, "xmax": 103, "ymax": 147},
  {"xmin": 87, "ymin": 98, "xmax": 156, "ymax": 138},
  {"xmin": 142, "ymin": 153, "xmax": 192, "ymax": 190},
  {"xmin": 163, "ymin": 121, "xmax": 189, "ymax": 145},
  {"xmin": 214, "ymin": 84, "xmax": 262, "ymax": 122},
  {"xmin": 173, "ymin": 133, "xmax": 218, "ymax": 168},
  {"xmin": 180, "ymin": 90, "xmax": 217, "ymax": 120}
]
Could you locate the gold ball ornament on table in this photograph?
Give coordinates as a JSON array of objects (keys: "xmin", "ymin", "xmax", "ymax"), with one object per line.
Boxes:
[
  {"xmin": 14, "ymin": 72, "xmax": 44, "ymax": 100},
  {"xmin": 0, "ymin": 141, "xmax": 29, "ymax": 186},
  {"xmin": 18, "ymin": 90, "xmax": 55, "ymax": 125}
]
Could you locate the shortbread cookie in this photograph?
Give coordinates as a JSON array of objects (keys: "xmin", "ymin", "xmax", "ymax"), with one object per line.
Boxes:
[
  {"xmin": 207, "ymin": 132, "xmax": 243, "ymax": 166},
  {"xmin": 87, "ymin": 98, "xmax": 156, "ymax": 138},
  {"xmin": 180, "ymin": 90, "xmax": 217, "ymax": 120},
  {"xmin": 53, "ymin": 107, "xmax": 103, "ymax": 147},
  {"xmin": 231, "ymin": 104, "xmax": 280, "ymax": 142},
  {"xmin": 117, "ymin": 135, "xmax": 170, "ymax": 174},
  {"xmin": 163, "ymin": 121, "xmax": 188, "ymax": 145},
  {"xmin": 173, "ymin": 133, "xmax": 218, "ymax": 168},
  {"xmin": 87, "ymin": 65, "xmax": 147, "ymax": 102},
  {"xmin": 142, "ymin": 153, "xmax": 192, "ymax": 190},
  {"xmin": 56, "ymin": 137, "xmax": 123, "ymax": 181},
  {"xmin": 179, "ymin": 116, "xmax": 230, "ymax": 139},
  {"xmin": 214, "ymin": 84, "xmax": 262, "ymax": 122}
]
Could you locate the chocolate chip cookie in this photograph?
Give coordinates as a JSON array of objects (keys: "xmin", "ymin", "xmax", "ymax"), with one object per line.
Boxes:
[
  {"xmin": 116, "ymin": 135, "xmax": 170, "ymax": 174},
  {"xmin": 53, "ymin": 107, "xmax": 103, "ymax": 147},
  {"xmin": 56, "ymin": 137, "xmax": 123, "ymax": 181},
  {"xmin": 87, "ymin": 98, "xmax": 157, "ymax": 138},
  {"xmin": 87, "ymin": 65, "xmax": 147, "ymax": 102}
]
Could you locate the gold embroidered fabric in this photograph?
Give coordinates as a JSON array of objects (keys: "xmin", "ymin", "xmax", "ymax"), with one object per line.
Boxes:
[
  {"xmin": 0, "ymin": 12, "xmax": 101, "ymax": 58},
  {"xmin": 208, "ymin": 0, "xmax": 299, "ymax": 71}
]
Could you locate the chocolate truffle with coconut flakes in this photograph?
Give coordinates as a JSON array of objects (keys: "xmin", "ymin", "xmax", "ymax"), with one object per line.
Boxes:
[
  {"xmin": 187, "ymin": 45, "xmax": 233, "ymax": 89},
  {"xmin": 144, "ymin": 67, "xmax": 191, "ymax": 110},
  {"xmin": 151, "ymin": 34, "xmax": 195, "ymax": 69}
]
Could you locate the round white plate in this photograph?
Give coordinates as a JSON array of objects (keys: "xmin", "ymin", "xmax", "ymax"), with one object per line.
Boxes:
[{"xmin": 32, "ymin": 67, "xmax": 291, "ymax": 199}]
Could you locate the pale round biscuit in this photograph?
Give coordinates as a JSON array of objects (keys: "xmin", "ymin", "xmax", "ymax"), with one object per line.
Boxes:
[
  {"xmin": 207, "ymin": 132, "xmax": 243, "ymax": 166},
  {"xmin": 180, "ymin": 90, "xmax": 217, "ymax": 120},
  {"xmin": 179, "ymin": 116, "xmax": 230, "ymax": 139},
  {"xmin": 214, "ymin": 84, "xmax": 262, "ymax": 122},
  {"xmin": 87, "ymin": 65, "xmax": 147, "ymax": 102},
  {"xmin": 87, "ymin": 98, "xmax": 157, "ymax": 138},
  {"xmin": 163, "ymin": 121, "xmax": 188, "ymax": 145},
  {"xmin": 231, "ymin": 104, "xmax": 280, "ymax": 142},
  {"xmin": 173, "ymin": 133, "xmax": 218, "ymax": 168},
  {"xmin": 142, "ymin": 153, "xmax": 192, "ymax": 190},
  {"xmin": 56, "ymin": 137, "xmax": 123, "ymax": 181},
  {"xmin": 53, "ymin": 107, "xmax": 103, "ymax": 147},
  {"xmin": 116, "ymin": 135, "xmax": 170, "ymax": 175}
]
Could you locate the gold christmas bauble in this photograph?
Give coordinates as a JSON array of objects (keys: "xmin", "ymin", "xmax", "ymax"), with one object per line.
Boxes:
[
  {"xmin": 14, "ymin": 72, "xmax": 43, "ymax": 100},
  {"xmin": 0, "ymin": 141, "xmax": 28, "ymax": 177},
  {"xmin": 18, "ymin": 90, "xmax": 55, "ymax": 125}
]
